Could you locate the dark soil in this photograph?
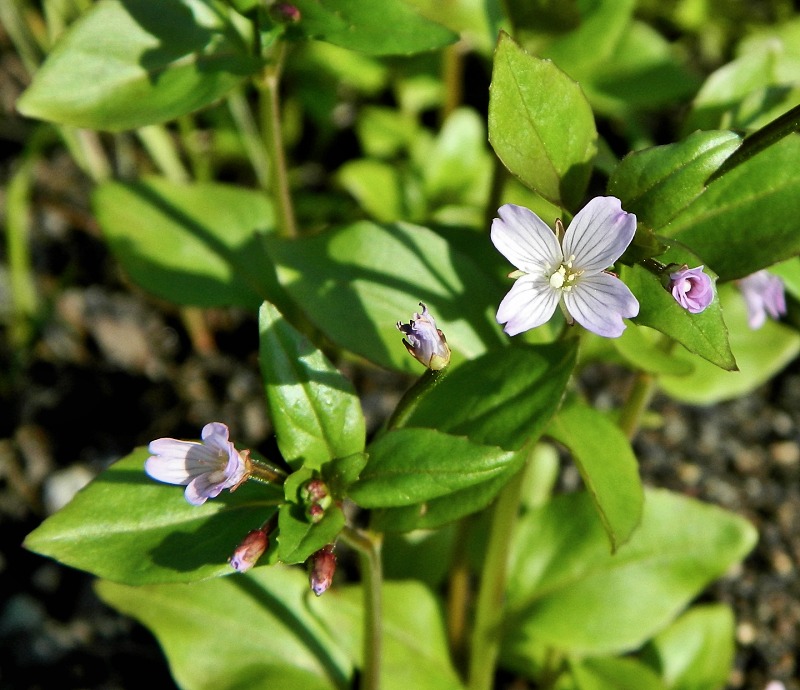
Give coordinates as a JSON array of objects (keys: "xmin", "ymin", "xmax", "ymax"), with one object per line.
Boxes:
[{"xmin": 2, "ymin": 120, "xmax": 799, "ymax": 690}]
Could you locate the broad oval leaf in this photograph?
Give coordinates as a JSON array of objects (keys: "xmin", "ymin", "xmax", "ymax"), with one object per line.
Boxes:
[
  {"xmin": 290, "ymin": 0, "xmax": 457, "ymax": 56},
  {"xmin": 349, "ymin": 428, "xmax": 518, "ymax": 508},
  {"xmin": 259, "ymin": 301, "xmax": 366, "ymax": 470},
  {"xmin": 96, "ymin": 566, "xmax": 353, "ymax": 690},
  {"xmin": 17, "ymin": 0, "xmax": 260, "ymax": 130},
  {"xmin": 309, "ymin": 580, "xmax": 463, "ymax": 690},
  {"xmin": 265, "ymin": 220, "xmax": 506, "ymax": 372},
  {"xmin": 94, "ymin": 176, "xmax": 283, "ymax": 309},
  {"xmin": 546, "ymin": 400, "xmax": 643, "ymax": 552},
  {"xmin": 569, "ymin": 657, "xmax": 668, "ymax": 690},
  {"xmin": 400, "ymin": 341, "xmax": 578, "ymax": 450},
  {"xmin": 277, "ymin": 503, "xmax": 346, "ymax": 565},
  {"xmin": 488, "ymin": 31, "xmax": 597, "ymax": 210},
  {"xmin": 658, "ymin": 283, "xmax": 800, "ymax": 404},
  {"xmin": 610, "ymin": 130, "xmax": 800, "ymax": 280},
  {"xmin": 642, "ymin": 604, "xmax": 735, "ymax": 690},
  {"xmin": 503, "ymin": 489, "xmax": 756, "ymax": 657},
  {"xmin": 24, "ymin": 450, "xmax": 281, "ymax": 585}
]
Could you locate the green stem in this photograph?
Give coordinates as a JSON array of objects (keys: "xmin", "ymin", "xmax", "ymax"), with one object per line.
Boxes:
[
  {"xmin": 340, "ymin": 527, "xmax": 383, "ymax": 690},
  {"xmin": 467, "ymin": 471, "xmax": 525, "ymax": 690},
  {"xmin": 440, "ymin": 40, "xmax": 464, "ymax": 124},
  {"xmin": 247, "ymin": 457, "xmax": 288, "ymax": 485},
  {"xmin": 228, "ymin": 88, "xmax": 271, "ymax": 189},
  {"xmin": 257, "ymin": 43, "xmax": 297, "ymax": 239},
  {"xmin": 6, "ymin": 157, "xmax": 38, "ymax": 348},
  {"xmin": 136, "ymin": 125, "xmax": 190, "ymax": 183},
  {"xmin": 446, "ymin": 517, "xmax": 472, "ymax": 676},
  {"xmin": 385, "ymin": 367, "xmax": 450, "ymax": 431},
  {"xmin": 618, "ymin": 370, "xmax": 656, "ymax": 440}
]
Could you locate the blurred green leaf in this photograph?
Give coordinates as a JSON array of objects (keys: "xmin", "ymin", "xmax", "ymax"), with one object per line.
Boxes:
[
  {"xmin": 94, "ymin": 177, "xmax": 284, "ymax": 309},
  {"xmin": 24, "ymin": 450, "xmax": 281, "ymax": 585},
  {"xmin": 488, "ymin": 31, "xmax": 597, "ymax": 210},
  {"xmin": 335, "ymin": 159, "xmax": 406, "ymax": 222},
  {"xmin": 289, "ymin": 0, "xmax": 457, "ymax": 56},
  {"xmin": 546, "ymin": 401, "xmax": 643, "ymax": 552},
  {"xmin": 17, "ymin": 0, "xmax": 259, "ymax": 130},
  {"xmin": 610, "ymin": 130, "xmax": 800, "ymax": 280},
  {"xmin": 658, "ymin": 284, "xmax": 800, "ymax": 404},
  {"xmin": 569, "ymin": 657, "xmax": 667, "ymax": 690},
  {"xmin": 308, "ymin": 580, "xmax": 464, "ymax": 690},
  {"xmin": 97, "ymin": 566, "xmax": 352, "ymax": 690},
  {"xmin": 401, "ymin": 342, "xmax": 578, "ymax": 450},
  {"xmin": 502, "ymin": 489, "xmax": 756, "ymax": 658},
  {"xmin": 266, "ymin": 220, "xmax": 505, "ymax": 372},
  {"xmin": 623, "ymin": 246, "xmax": 735, "ymax": 371},
  {"xmin": 258, "ymin": 302, "xmax": 365, "ymax": 471},
  {"xmin": 642, "ymin": 604, "xmax": 735, "ymax": 690},
  {"xmin": 349, "ymin": 428, "xmax": 518, "ymax": 508}
]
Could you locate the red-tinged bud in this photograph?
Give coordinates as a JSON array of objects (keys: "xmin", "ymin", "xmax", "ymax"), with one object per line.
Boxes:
[
  {"xmin": 306, "ymin": 502, "xmax": 325, "ymax": 524},
  {"xmin": 309, "ymin": 545, "xmax": 336, "ymax": 596},
  {"xmin": 301, "ymin": 478, "xmax": 329, "ymax": 503},
  {"xmin": 270, "ymin": 2, "xmax": 301, "ymax": 23},
  {"xmin": 229, "ymin": 528, "xmax": 269, "ymax": 572}
]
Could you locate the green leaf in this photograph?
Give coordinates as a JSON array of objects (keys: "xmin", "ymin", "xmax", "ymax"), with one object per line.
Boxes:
[
  {"xmin": 502, "ymin": 489, "xmax": 756, "ymax": 658},
  {"xmin": 289, "ymin": 0, "xmax": 457, "ymax": 56},
  {"xmin": 94, "ymin": 177, "xmax": 283, "ymax": 309},
  {"xmin": 308, "ymin": 580, "xmax": 464, "ymax": 690},
  {"xmin": 401, "ymin": 342, "xmax": 578, "ymax": 450},
  {"xmin": 96, "ymin": 566, "xmax": 352, "ymax": 690},
  {"xmin": 24, "ymin": 450, "xmax": 281, "ymax": 585},
  {"xmin": 569, "ymin": 657, "xmax": 667, "ymax": 690},
  {"xmin": 623, "ymin": 247, "xmax": 736, "ymax": 371},
  {"xmin": 16, "ymin": 0, "xmax": 260, "ymax": 130},
  {"xmin": 612, "ymin": 325, "xmax": 693, "ymax": 376},
  {"xmin": 265, "ymin": 220, "xmax": 505, "ymax": 372},
  {"xmin": 642, "ymin": 604, "xmax": 735, "ymax": 690},
  {"xmin": 348, "ymin": 428, "xmax": 519, "ymax": 508},
  {"xmin": 658, "ymin": 284, "xmax": 800, "ymax": 404},
  {"xmin": 489, "ymin": 32, "xmax": 597, "ymax": 209},
  {"xmin": 546, "ymin": 401, "xmax": 643, "ymax": 552},
  {"xmin": 335, "ymin": 159, "xmax": 406, "ymax": 222},
  {"xmin": 369, "ymin": 462, "xmax": 522, "ymax": 532},
  {"xmin": 277, "ymin": 502, "xmax": 345, "ymax": 564},
  {"xmin": 610, "ymin": 130, "xmax": 800, "ymax": 280},
  {"xmin": 258, "ymin": 302, "xmax": 365, "ymax": 471}
]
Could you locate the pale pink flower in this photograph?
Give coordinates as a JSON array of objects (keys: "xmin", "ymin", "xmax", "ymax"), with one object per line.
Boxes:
[
  {"xmin": 668, "ymin": 265, "xmax": 714, "ymax": 313},
  {"xmin": 491, "ymin": 197, "xmax": 639, "ymax": 338},
  {"xmin": 737, "ymin": 270, "xmax": 786, "ymax": 329},
  {"xmin": 145, "ymin": 422, "xmax": 249, "ymax": 505}
]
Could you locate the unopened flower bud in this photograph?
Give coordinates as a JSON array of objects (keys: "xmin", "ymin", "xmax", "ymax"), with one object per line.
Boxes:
[
  {"xmin": 737, "ymin": 270, "xmax": 786, "ymax": 329},
  {"xmin": 668, "ymin": 265, "xmax": 714, "ymax": 313},
  {"xmin": 396, "ymin": 303, "xmax": 451, "ymax": 370},
  {"xmin": 309, "ymin": 545, "xmax": 336, "ymax": 596},
  {"xmin": 306, "ymin": 502, "xmax": 325, "ymax": 524},
  {"xmin": 300, "ymin": 478, "xmax": 329, "ymax": 504},
  {"xmin": 229, "ymin": 528, "xmax": 269, "ymax": 572},
  {"xmin": 270, "ymin": 2, "xmax": 301, "ymax": 23}
]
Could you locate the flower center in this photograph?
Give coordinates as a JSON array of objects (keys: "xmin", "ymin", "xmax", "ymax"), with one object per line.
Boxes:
[{"xmin": 547, "ymin": 256, "xmax": 582, "ymax": 292}]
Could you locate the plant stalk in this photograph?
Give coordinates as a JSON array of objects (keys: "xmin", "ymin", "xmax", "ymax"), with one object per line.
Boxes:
[
  {"xmin": 341, "ymin": 527, "xmax": 383, "ymax": 690},
  {"xmin": 467, "ymin": 472, "xmax": 524, "ymax": 690}
]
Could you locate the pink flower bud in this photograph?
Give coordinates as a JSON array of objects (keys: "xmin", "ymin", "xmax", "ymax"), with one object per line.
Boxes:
[
  {"xmin": 301, "ymin": 478, "xmax": 329, "ymax": 503},
  {"xmin": 270, "ymin": 3, "xmax": 301, "ymax": 23},
  {"xmin": 229, "ymin": 528, "xmax": 269, "ymax": 572},
  {"xmin": 309, "ymin": 545, "xmax": 336, "ymax": 596},
  {"xmin": 396, "ymin": 303, "xmax": 451, "ymax": 370},
  {"xmin": 668, "ymin": 265, "xmax": 714, "ymax": 313},
  {"xmin": 306, "ymin": 502, "xmax": 325, "ymax": 524}
]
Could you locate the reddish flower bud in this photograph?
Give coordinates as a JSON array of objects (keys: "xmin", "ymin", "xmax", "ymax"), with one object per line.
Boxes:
[
  {"xmin": 309, "ymin": 545, "xmax": 336, "ymax": 596},
  {"xmin": 270, "ymin": 3, "xmax": 301, "ymax": 23},
  {"xmin": 229, "ymin": 528, "xmax": 269, "ymax": 572},
  {"xmin": 301, "ymin": 478, "xmax": 329, "ymax": 504},
  {"xmin": 306, "ymin": 502, "xmax": 325, "ymax": 524}
]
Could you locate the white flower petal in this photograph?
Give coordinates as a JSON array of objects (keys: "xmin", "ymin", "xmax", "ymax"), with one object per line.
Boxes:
[
  {"xmin": 563, "ymin": 273, "xmax": 639, "ymax": 338},
  {"xmin": 563, "ymin": 197, "xmax": 636, "ymax": 272},
  {"xmin": 144, "ymin": 454, "xmax": 194, "ymax": 485},
  {"xmin": 496, "ymin": 274, "xmax": 560, "ymax": 336},
  {"xmin": 201, "ymin": 422, "xmax": 231, "ymax": 453},
  {"xmin": 491, "ymin": 204, "xmax": 562, "ymax": 273}
]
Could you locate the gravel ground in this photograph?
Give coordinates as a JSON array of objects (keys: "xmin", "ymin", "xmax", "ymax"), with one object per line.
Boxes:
[{"xmin": 2, "ymin": 153, "xmax": 799, "ymax": 690}]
